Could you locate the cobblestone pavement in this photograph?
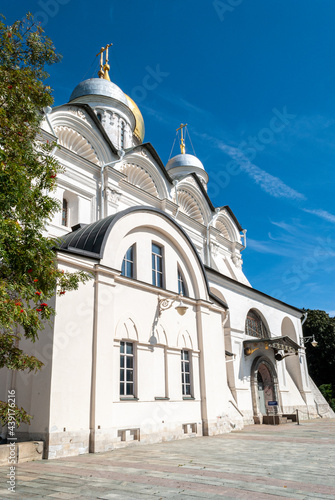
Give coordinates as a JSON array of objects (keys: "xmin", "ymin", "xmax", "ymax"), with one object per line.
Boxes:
[{"xmin": 0, "ymin": 419, "xmax": 334, "ymax": 499}]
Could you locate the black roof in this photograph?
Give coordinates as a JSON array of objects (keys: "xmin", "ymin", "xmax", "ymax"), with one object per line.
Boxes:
[{"xmin": 59, "ymin": 213, "xmax": 118, "ymax": 258}]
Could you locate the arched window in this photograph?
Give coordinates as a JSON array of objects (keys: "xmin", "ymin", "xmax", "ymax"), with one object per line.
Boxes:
[
  {"xmin": 121, "ymin": 245, "xmax": 135, "ymax": 278},
  {"xmin": 62, "ymin": 198, "xmax": 68, "ymax": 227},
  {"xmin": 178, "ymin": 268, "xmax": 187, "ymax": 297},
  {"xmin": 245, "ymin": 310, "xmax": 268, "ymax": 339},
  {"xmin": 152, "ymin": 243, "xmax": 163, "ymax": 287}
]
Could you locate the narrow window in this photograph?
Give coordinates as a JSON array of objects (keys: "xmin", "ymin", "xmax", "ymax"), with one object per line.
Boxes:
[
  {"xmin": 120, "ymin": 121, "xmax": 125, "ymax": 149},
  {"xmin": 181, "ymin": 350, "xmax": 191, "ymax": 397},
  {"xmin": 121, "ymin": 245, "xmax": 134, "ymax": 278},
  {"xmin": 152, "ymin": 243, "xmax": 163, "ymax": 287},
  {"xmin": 120, "ymin": 341, "xmax": 134, "ymax": 397},
  {"xmin": 97, "ymin": 112, "xmax": 102, "ymax": 122},
  {"xmin": 178, "ymin": 268, "xmax": 187, "ymax": 296},
  {"xmin": 62, "ymin": 198, "xmax": 68, "ymax": 227}
]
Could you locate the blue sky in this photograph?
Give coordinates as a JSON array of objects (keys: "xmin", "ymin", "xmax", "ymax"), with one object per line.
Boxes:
[{"xmin": 4, "ymin": 1, "xmax": 335, "ymax": 315}]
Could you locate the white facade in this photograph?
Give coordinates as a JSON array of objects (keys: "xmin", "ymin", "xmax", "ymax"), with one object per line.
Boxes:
[{"xmin": 1, "ymin": 68, "xmax": 332, "ymax": 459}]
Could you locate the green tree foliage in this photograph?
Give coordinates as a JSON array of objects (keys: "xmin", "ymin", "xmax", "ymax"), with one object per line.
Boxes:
[
  {"xmin": 0, "ymin": 14, "xmax": 90, "ymax": 429},
  {"xmin": 303, "ymin": 309, "xmax": 335, "ymax": 411},
  {"xmin": 319, "ymin": 384, "xmax": 335, "ymax": 412}
]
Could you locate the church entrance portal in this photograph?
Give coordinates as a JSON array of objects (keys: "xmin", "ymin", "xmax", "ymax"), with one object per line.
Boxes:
[
  {"xmin": 251, "ymin": 357, "xmax": 278, "ymax": 423},
  {"xmin": 257, "ymin": 363, "xmax": 275, "ymax": 415}
]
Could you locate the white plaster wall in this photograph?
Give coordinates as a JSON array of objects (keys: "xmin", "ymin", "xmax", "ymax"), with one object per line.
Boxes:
[
  {"xmin": 207, "ymin": 277, "xmax": 311, "ymax": 417},
  {"xmin": 48, "ymin": 263, "xmax": 95, "ymax": 434}
]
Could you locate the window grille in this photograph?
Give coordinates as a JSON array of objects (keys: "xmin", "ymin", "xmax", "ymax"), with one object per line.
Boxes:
[
  {"xmin": 121, "ymin": 245, "xmax": 134, "ymax": 278},
  {"xmin": 152, "ymin": 243, "xmax": 163, "ymax": 287},
  {"xmin": 120, "ymin": 341, "xmax": 134, "ymax": 396},
  {"xmin": 181, "ymin": 350, "xmax": 191, "ymax": 396},
  {"xmin": 62, "ymin": 198, "xmax": 68, "ymax": 227},
  {"xmin": 178, "ymin": 269, "xmax": 187, "ymax": 296},
  {"xmin": 245, "ymin": 311, "xmax": 268, "ymax": 338}
]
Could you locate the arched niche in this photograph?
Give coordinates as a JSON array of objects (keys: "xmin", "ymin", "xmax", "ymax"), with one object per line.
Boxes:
[
  {"xmin": 215, "ymin": 213, "xmax": 240, "ymax": 243},
  {"xmin": 119, "ymin": 163, "xmax": 159, "ymax": 197},
  {"xmin": 173, "ymin": 181, "xmax": 211, "ymax": 225},
  {"xmin": 154, "ymin": 324, "xmax": 168, "ymax": 346},
  {"xmin": 116, "ymin": 152, "xmax": 169, "ymax": 200},
  {"xmin": 281, "ymin": 316, "xmax": 305, "ymax": 399},
  {"xmin": 177, "ymin": 329, "xmax": 194, "ymax": 350},
  {"xmin": 55, "ymin": 126, "xmax": 99, "ymax": 165},
  {"xmin": 281, "ymin": 316, "xmax": 298, "ymax": 344},
  {"xmin": 115, "ymin": 317, "xmax": 139, "ymax": 342},
  {"xmin": 176, "ymin": 189, "xmax": 204, "ymax": 224},
  {"xmin": 49, "ymin": 107, "xmax": 116, "ymax": 166}
]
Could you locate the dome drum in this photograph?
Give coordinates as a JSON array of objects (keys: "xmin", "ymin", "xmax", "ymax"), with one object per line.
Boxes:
[{"xmin": 69, "ymin": 78, "xmax": 145, "ymax": 144}]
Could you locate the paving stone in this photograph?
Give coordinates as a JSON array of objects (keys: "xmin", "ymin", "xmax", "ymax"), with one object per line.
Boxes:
[{"xmin": 0, "ymin": 419, "xmax": 334, "ymax": 499}]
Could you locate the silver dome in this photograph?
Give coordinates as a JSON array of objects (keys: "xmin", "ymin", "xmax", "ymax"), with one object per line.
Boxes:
[
  {"xmin": 166, "ymin": 153, "xmax": 205, "ymax": 172},
  {"xmin": 69, "ymin": 78, "xmax": 128, "ymax": 106}
]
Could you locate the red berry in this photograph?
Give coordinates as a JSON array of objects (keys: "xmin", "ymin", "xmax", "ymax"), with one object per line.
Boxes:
[
  {"xmin": 27, "ymin": 269, "xmax": 33, "ymax": 273},
  {"xmin": 8, "ymin": 85, "xmax": 12, "ymax": 89}
]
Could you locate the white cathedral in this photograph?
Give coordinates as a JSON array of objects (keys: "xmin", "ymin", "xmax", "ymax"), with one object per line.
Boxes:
[{"xmin": 2, "ymin": 49, "xmax": 333, "ymax": 459}]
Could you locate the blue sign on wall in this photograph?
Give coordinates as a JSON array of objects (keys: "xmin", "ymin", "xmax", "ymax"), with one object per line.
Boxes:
[{"xmin": 268, "ymin": 401, "xmax": 278, "ymax": 406}]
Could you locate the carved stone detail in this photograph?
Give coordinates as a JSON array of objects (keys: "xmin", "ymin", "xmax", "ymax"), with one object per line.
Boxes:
[
  {"xmin": 175, "ymin": 189, "xmax": 204, "ymax": 224},
  {"xmin": 54, "ymin": 126, "xmax": 99, "ymax": 164},
  {"xmin": 231, "ymin": 253, "xmax": 242, "ymax": 268},
  {"xmin": 119, "ymin": 163, "xmax": 159, "ymax": 197},
  {"xmin": 216, "ymin": 219, "xmax": 231, "ymax": 241},
  {"xmin": 107, "ymin": 188, "xmax": 122, "ymax": 205},
  {"xmin": 67, "ymin": 106, "xmax": 88, "ymax": 123}
]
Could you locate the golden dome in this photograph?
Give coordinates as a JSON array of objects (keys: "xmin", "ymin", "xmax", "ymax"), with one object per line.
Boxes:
[{"xmin": 125, "ymin": 94, "xmax": 145, "ymax": 143}]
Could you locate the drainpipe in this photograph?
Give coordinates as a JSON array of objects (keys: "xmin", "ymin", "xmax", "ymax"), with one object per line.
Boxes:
[
  {"xmin": 300, "ymin": 312, "xmax": 308, "ymax": 348},
  {"xmin": 43, "ymin": 106, "xmax": 59, "ymax": 155},
  {"xmin": 301, "ymin": 312, "xmax": 308, "ymax": 326},
  {"xmin": 206, "ymin": 208, "xmax": 220, "ymax": 266},
  {"xmin": 89, "ymin": 266, "xmax": 99, "ymax": 453},
  {"xmin": 240, "ymin": 229, "xmax": 247, "ymax": 251},
  {"xmin": 222, "ymin": 310, "xmax": 230, "ymax": 328},
  {"xmin": 100, "ymin": 149, "xmax": 125, "ymax": 219},
  {"xmin": 195, "ymin": 303, "xmax": 209, "ymax": 435}
]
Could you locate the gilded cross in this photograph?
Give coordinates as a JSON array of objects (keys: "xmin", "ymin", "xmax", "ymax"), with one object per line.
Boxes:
[
  {"xmin": 176, "ymin": 123, "xmax": 187, "ymax": 154},
  {"xmin": 96, "ymin": 44, "xmax": 113, "ymax": 79}
]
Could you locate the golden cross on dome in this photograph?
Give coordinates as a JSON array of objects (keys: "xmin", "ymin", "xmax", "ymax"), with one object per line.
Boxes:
[
  {"xmin": 176, "ymin": 123, "xmax": 187, "ymax": 154},
  {"xmin": 96, "ymin": 43, "xmax": 113, "ymax": 81}
]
